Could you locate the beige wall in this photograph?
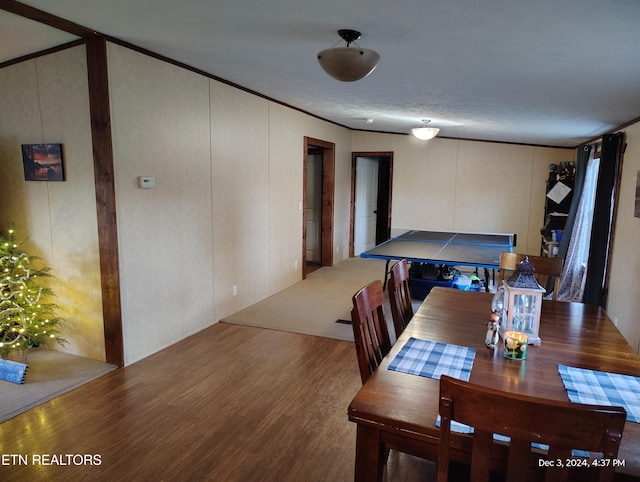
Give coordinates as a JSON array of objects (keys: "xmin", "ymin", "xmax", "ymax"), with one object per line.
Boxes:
[
  {"xmin": 267, "ymin": 103, "xmax": 306, "ymax": 293},
  {"xmin": 2, "ymin": 42, "xmax": 638, "ymax": 364},
  {"xmin": 0, "ymin": 46, "xmax": 105, "ymax": 361},
  {"xmin": 107, "ymin": 45, "xmax": 215, "ymax": 364},
  {"xmin": 607, "ymin": 122, "xmax": 640, "ymax": 352},
  {"xmin": 107, "ymin": 44, "xmax": 357, "ymax": 364},
  {"xmin": 352, "ymin": 132, "xmax": 573, "ymax": 254},
  {"xmin": 210, "ymin": 81, "xmax": 270, "ymax": 322}
]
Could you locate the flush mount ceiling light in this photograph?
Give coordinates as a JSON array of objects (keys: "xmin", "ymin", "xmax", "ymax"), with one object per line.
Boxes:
[
  {"xmin": 317, "ymin": 29, "xmax": 380, "ymax": 82},
  {"xmin": 411, "ymin": 119, "xmax": 440, "ymax": 140}
]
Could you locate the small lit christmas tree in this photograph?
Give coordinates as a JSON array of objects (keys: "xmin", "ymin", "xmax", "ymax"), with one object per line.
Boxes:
[{"xmin": 0, "ymin": 225, "xmax": 65, "ymax": 361}]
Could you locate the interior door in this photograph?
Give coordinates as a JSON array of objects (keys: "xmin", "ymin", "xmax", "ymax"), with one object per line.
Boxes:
[
  {"xmin": 303, "ymin": 137, "xmax": 335, "ymax": 279},
  {"xmin": 306, "ymin": 152, "xmax": 322, "ymax": 263},
  {"xmin": 354, "ymin": 157, "xmax": 379, "ymax": 256}
]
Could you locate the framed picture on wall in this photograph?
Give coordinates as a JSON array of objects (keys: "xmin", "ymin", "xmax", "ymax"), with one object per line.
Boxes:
[{"xmin": 21, "ymin": 143, "xmax": 65, "ymax": 181}]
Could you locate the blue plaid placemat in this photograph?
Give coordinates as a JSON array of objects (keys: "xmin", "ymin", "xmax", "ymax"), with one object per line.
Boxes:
[
  {"xmin": 388, "ymin": 337, "xmax": 475, "ymax": 381},
  {"xmin": 558, "ymin": 365, "xmax": 640, "ymax": 423}
]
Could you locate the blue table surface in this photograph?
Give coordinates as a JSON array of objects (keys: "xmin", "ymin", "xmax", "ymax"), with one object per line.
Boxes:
[{"xmin": 360, "ymin": 230, "xmax": 514, "ymax": 269}]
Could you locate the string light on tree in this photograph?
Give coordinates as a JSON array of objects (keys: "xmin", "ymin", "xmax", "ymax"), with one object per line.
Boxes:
[{"xmin": 0, "ymin": 225, "xmax": 65, "ymax": 361}]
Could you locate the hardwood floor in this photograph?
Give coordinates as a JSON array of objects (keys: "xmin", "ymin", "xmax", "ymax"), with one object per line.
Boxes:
[
  {"xmin": 305, "ymin": 261, "xmax": 322, "ymax": 275},
  {"xmin": 0, "ymin": 322, "xmax": 434, "ymax": 481}
]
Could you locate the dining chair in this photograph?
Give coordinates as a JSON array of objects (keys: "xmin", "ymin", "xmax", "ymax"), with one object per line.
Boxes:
[
  {"xmin": 388, "ymin": 259, "xmax": 414, "ymax": 339},
  {"xmin": 351, "ymin": 280, "xmax": 392, "ymax": 384},
  {"xmin": 497, "ymin": 252, "xmax": 564, "ymax": 300},
  {"xmin": 437, "ymin": 375, "xmax": 626, "ymax": 482}
]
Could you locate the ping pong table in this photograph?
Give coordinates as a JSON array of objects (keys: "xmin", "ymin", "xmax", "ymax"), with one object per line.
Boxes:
[{"xmin": 360, "ymin": 229, "xmax": 516, "ymax": 289}]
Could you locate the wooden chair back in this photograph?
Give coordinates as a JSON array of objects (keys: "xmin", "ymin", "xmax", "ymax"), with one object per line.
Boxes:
[
  {"xmin": 497, "ymin": 252, "xmax": 564, "ymax": 300},
  {"xmin": 438, "ymin": 375, "xmax": 626, "ymax": 482},
  {"xmin": 388, "ymin": 259, "xmax": 414, "ymax": 339},
  {"xmin": 351, "ymin": 280, "xmax": 392, "ymax": 384}
]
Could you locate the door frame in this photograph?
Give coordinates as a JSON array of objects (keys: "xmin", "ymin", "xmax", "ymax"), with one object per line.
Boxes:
[
  {"xmin": 303, "ymin": 137, "xmax": 335, "ymax": 279},
  {"xmin": 350, "ymin": 152, "xmax": 394, "ymax": 257}
]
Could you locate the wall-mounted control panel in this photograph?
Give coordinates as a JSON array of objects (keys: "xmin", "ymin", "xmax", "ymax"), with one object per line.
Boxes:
[{"xmin": 138, "ymin": 176, "xmax": 156, "ymax": 189}]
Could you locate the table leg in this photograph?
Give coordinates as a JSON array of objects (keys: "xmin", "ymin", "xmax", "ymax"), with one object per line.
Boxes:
[{"xmin": 354, "ymin": 424, "xmax": 385, "ymax": 482}]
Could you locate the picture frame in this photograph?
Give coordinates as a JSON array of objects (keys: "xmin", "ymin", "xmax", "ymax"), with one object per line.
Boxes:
[{"xmin": 21, "ymin": 143, "xmax": 65, "ymax": 181}]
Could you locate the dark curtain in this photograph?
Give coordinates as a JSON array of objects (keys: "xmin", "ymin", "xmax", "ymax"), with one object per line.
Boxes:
[
  {"xmin": 557, "ymin": 144, "xmax": 592, "ymax": 261},
  {"xmin": 582, "ymin": 132, "xmax": 625, "ymax": 306}
]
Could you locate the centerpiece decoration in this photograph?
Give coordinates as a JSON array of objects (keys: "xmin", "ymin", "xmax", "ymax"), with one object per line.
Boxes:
[
  {"xmin": 499, "ymin": 256, "xmax": 545, "ymax": 346},
  {"xmin": 0, "ymin": 226, "xmax": 65, "ymax": 363}
]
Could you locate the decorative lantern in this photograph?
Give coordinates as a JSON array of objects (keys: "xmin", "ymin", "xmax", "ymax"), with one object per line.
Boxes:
[{"xmin": 499, "ymin": 256, "xmax": 545, "ymax": 345}]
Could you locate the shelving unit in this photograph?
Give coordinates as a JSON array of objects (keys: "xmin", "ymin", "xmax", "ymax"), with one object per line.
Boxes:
[{"xmin": 540, "ymin": 162, "xmax": 575, "ymax": 257}]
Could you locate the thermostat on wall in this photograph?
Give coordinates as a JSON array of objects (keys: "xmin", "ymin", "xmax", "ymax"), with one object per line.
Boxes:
[{"xmin": 138, "ymin": 176, "xmax": 156, "ymax": 189}]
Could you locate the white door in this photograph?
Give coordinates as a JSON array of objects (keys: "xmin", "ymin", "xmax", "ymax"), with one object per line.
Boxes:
[
  {"xmin": 354, "ymin": 157, "xmax": 379, "ymax": 256},
  {"xmin": 306, "ymin": 153, "xmax": 322, "ymax": 263}
]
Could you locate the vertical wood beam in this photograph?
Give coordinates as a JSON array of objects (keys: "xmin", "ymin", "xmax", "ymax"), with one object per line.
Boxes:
[{"xmin": 86, "ymin": 37, "xmax": 124, "ymax": 367}]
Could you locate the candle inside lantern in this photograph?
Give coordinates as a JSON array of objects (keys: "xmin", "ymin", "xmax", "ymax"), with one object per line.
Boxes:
[{"xmin": 504, "ymin": 331, "xmax": 528, "ymax": 360}]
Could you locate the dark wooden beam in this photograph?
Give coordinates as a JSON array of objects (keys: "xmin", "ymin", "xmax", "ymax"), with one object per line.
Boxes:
[
  {"xmin": 85, "ymin": 37, "xmax": 124, "ymax": 367},
  {"xmin": 0, "ymin": 0, "xmax": 98, "ymax": 37}
]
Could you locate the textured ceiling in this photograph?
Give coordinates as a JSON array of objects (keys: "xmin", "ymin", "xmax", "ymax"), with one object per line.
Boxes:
[{"xmin": 2, "ymin": 0, "xmax": 640, "ymax": 147}]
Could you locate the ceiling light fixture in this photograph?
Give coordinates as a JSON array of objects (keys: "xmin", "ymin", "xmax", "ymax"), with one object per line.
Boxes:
[
  {"xmin": 411, "ymin": 119, "xmax": 440, "ymax": 140},
  {"xmin": 317, "ymin": 29, "xmax": 380, "ymax": 82}
]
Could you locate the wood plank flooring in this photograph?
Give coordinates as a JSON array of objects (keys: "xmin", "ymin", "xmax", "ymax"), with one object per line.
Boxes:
[{"xmin": 0, "ymin": 322, "xmax": 434, "ymax": 481}]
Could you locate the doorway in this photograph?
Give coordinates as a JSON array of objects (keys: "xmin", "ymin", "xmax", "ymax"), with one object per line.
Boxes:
[
  {"xmin": 350, "ymin": 152, "xmax": 393, "ymax": 257},
  {"xmin": 306, "ymin": 147, "xmax": 323, "ymax": 272},
  {"xmin": 303, "ymin": 137, "xmax": 335, "ymax": 279}
]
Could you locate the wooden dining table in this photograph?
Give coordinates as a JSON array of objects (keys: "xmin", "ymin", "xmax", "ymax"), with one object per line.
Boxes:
[{"xmin": 347, "ymin": 287, "xmax": 640, "ymax": 481}]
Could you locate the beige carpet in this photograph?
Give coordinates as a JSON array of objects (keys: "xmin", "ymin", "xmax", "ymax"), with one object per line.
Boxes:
[
  {"xmin": 223, "ymin": 257, "xmax": 411, "ymax": 342},
  {"xmin": 1, "ymin": 348, "xmax": 117, "ymax": 423}
]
